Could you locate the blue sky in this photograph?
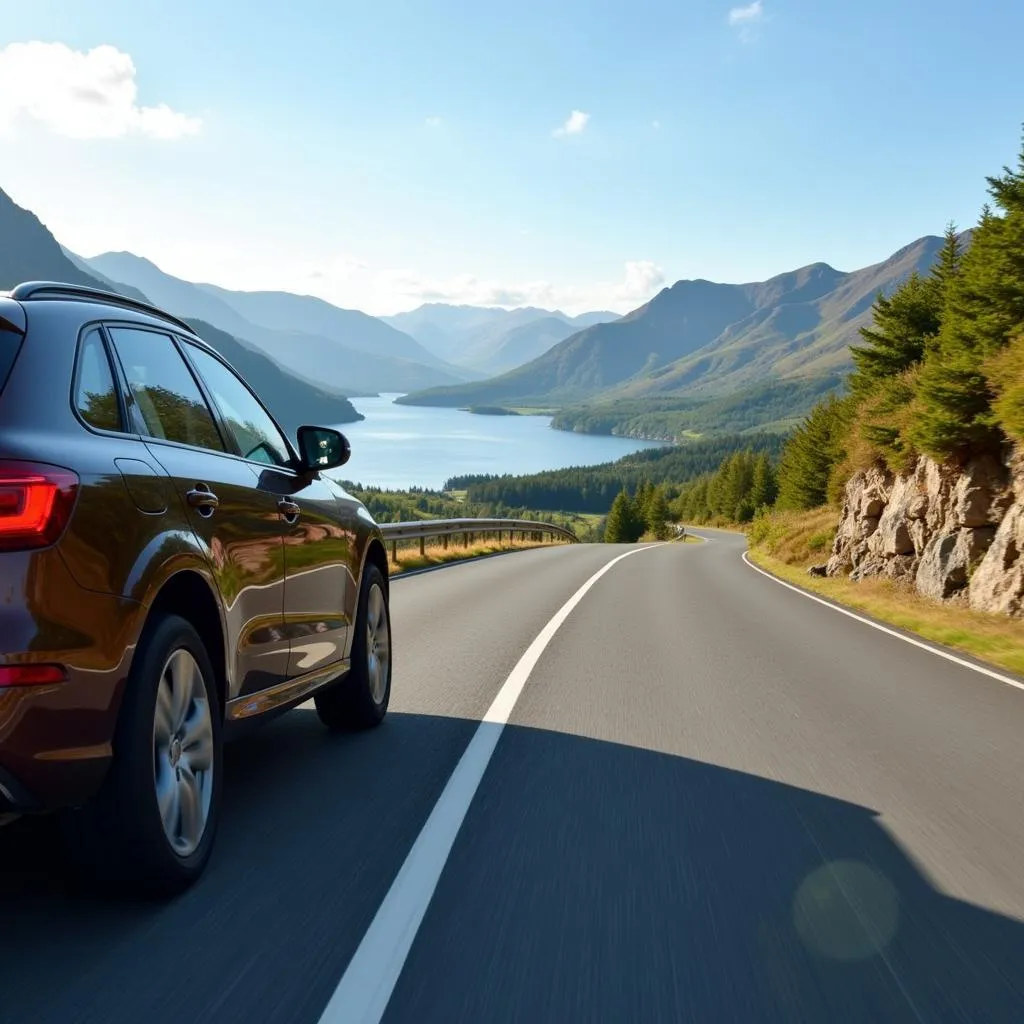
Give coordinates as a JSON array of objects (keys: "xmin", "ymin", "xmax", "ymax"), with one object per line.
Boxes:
[{"xmin": 1, "ymin": 0, "xmax": 1021, "ymax": 315}]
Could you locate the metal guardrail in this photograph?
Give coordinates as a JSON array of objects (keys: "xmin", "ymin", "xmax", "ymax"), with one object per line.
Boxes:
[{"xmin": 378, "ymin": 517, "xmax": 578, "ymax": 559}]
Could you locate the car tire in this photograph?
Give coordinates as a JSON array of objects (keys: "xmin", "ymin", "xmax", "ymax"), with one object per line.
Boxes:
[
  {"xmin": 315, "ymin": 565, "xmax": 391, "ymax": 732},
  {"xmin": 65, "ymin": 614, "xmax": 223, "ymax": 898}
]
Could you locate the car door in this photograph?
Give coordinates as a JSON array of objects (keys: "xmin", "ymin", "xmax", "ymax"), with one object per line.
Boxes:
[
  {"xmin": 179, "ymin": 340, "xmax": 353, "ymax": 678},
  {"xmin": 106, "ymin": 325, "xmax": 290, "ymax": 700}
]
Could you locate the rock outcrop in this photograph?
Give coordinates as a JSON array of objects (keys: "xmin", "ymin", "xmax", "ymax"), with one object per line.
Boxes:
[{"xmin": 827, "ymin": 448, "xmax": 1024, "ymax": 616}]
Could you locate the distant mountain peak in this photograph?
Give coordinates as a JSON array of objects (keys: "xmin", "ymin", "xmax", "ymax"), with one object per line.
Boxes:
[
  {"xmin": 87, "ymin": 250, "xmax": 164, "ymax": 271},
  {"xmin": 394, "ymin": 233, "xmax": 953, "ymax": 409}
]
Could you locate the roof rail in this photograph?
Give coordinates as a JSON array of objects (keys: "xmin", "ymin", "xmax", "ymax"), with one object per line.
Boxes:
[{"xmin": 9, "ymin": 281, "xmax": 197, "ymax": 335}]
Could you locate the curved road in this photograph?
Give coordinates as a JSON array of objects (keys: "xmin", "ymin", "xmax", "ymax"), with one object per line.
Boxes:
[{"xmin": 5, "ymin": 530, "xmax": 1024, "ymax": 1022}]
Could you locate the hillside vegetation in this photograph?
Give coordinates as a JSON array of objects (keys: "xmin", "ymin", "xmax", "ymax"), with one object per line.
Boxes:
[{"xmin": 551, "ymin": 374, "xmax": 845, "ymax": 441}]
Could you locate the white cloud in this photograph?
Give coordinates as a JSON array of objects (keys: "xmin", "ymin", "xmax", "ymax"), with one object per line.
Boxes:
[
  {"xmin": 0, "ymin": 41, "xmax": 201, "ymax": 140},
  {"xmin": 286, "ymin": 257, "xmax": 666, "ymax": 317},
  {"xmin": 553, "ymin": 110, "xmax": 589, "ymax": 137},
  {"xmin": 424, "ymin": 116, "xmax": 442, "ymax": 127},
  {"xmin": 728, "ymin": 0, "xmax": 763, "ymax": 25},
  {"xmin": 652, "ymin": 119, "xmax": 661, "ymax": 130},
  {"xmin": 618, "ymin": 260, "xmax": 666, "ymax": 304},
  {"xmin": 728, "ymin": 0, "xmax": 765, "ymax": 41}
]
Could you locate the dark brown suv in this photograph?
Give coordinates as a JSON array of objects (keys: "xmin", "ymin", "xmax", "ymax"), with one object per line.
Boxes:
[{"xmin": 0, "ymin": 282, "xmax": 392, "ymax": 896}]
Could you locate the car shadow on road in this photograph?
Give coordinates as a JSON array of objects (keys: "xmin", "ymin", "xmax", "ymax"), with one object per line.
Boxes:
[{"xmin": 3, "ymin": 710, "xmax": 1024, "ymax": 1023}]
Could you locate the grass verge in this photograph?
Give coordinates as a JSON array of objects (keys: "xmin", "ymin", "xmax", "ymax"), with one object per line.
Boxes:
[
  {"xmin": 389, "ymin": 537, "xmax": 562, "ymax": 576},
  {"xmin": 747, "ymin": 509, "xmax": 1024, "ymax": 678}
]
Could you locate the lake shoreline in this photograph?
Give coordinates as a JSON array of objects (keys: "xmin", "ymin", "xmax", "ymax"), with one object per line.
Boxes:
[{"xmin": 336, "ymin": 393, "xmax": 670, "ymax": 492}]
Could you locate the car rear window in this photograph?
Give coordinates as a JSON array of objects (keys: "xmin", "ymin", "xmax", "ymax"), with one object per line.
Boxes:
[{"xmin": 0, "ymin": 327, "xmax": 23, "ymax": 395}]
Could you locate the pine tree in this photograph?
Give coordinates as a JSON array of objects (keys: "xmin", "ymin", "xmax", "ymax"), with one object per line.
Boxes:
[
  {"xmin": 722, "ymin": 451, "xmax": 756, "ymax": 519},
  {"xmin": 776, "ymin": 395, "xmax": 852, "ymax": 510},
  {"xmin": 930, "ymin": 221, "xmax": 964, "ymax": 299},
  {"xmin": 912, "ymin": 135, "xmax": 1024, "ymax": 458},
  {"xmin": 634, "ymin": 479, "xmax": 654, "ymax": 522},
  {"xmin": 674, "ymin": 475, "xmax": 711, "ymax": 523},
  {"xmin": 645, "ymin": 487, "xmax": 671, "ymax": 539},
  {"xmin": 848, "ymin": 273, "xmax": 943, "ymax": 398},
  {"xmin": 604, "ymin": 489, "xmax": 643, "ymax": 543},
  {"xmin": 749, "ymin": 453, "xmax": 778, "ymax": 510}
]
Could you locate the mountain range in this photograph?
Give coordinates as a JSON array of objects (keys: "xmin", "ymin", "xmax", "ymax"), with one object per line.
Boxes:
[
  {"xmin": 396, "ymin": 234, "xmax": 958, "ymax": 411},
  {"xmin": 383, "ymin": 304, "xmax": 619, "ymax": 375},
  {"xmin": 1, "ymin": 184, "xmax": 622, "ymax": 404},
  {"xmin": 2, "ymin": 182, "xmax": 969, "ymax": 443},
  {"xmin": 75, "ymin": 251, "xmax": 472, "ymax": 396}
]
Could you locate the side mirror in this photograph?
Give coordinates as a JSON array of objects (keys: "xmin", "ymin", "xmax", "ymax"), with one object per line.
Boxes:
[{"xmin": 295, "ymin": 425, "xmax": 351, "ymax": 471}]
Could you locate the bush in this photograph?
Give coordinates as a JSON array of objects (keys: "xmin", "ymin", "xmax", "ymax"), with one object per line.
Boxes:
[{"xmin": 748, "ymin": 508, "xmax": 841, "ymax": 566}]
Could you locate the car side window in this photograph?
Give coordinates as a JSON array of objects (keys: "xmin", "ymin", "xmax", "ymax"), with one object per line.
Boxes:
[
  {"xmin": 73, "ymin": 329, "xmax": 122, "ymax": 432},
  {"xmin": 107, "ymin": 327, "xmax": 226, "ymax": 452},
  {"xmin": 183, "ymin": 342, "xmax": 292, "ymax": 467}
]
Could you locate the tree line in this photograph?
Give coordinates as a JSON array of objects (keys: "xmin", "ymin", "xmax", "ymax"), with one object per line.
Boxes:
[
  {"xmin": 673, "ymin": 450, "xmax": 778, "ymax": 524},
  {"xmin": 444, "ymin": 432, "xmax": 788, "ymax": 514}
]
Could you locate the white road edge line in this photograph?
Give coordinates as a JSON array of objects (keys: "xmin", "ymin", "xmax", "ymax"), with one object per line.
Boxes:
[
  {"xmin": 741, "ymin": 550, "xmax": 1024, "ymax": 694},
  {"xmin": 317, "ymin": 543, "xmax": 664, "ymax": 1024}
]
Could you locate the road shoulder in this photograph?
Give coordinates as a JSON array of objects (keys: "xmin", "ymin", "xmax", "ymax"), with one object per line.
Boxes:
[{"xmin": 746, "ymin": 547, "xmax": 1024, "ymax": 685}]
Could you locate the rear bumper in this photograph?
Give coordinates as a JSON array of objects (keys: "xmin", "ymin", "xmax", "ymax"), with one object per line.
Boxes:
[{"xmin": 0, "ymin": 550, "xmax": 141, "ymax": 811}]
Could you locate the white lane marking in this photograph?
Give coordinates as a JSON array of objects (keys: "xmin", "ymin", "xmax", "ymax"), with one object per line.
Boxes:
[
  {"xmin": 317, "ymin": 544, "xmax": 663, "ymax": 1024},
  {"xmin": 741, "ymin": 551, "xmax": 1024, "ymax": 693}
]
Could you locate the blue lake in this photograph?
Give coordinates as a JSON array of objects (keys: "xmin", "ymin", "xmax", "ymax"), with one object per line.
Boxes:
[{"xmin": 333, "ymin": 394, "xmax": 669, "ymax": 491}]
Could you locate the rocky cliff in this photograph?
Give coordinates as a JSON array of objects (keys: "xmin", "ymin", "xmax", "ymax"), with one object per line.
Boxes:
[{"xmin": 824, "ymin": 448, "xmax": 1024, "ymax": 617}]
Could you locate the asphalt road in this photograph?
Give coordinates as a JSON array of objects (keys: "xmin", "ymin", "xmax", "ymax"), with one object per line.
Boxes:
[{"xmin": 5, "ymin": 531, "xmax": 1024, "ymax": 1022}]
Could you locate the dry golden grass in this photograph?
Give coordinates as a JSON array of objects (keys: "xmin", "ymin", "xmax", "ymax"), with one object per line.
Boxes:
[
  {"xmin": 387, "ymin": 536, "xmax": 562, "ymax": 575},
  {"xmin": 747, "ymin": 507, "xmax": 841, "ymax": 566}
]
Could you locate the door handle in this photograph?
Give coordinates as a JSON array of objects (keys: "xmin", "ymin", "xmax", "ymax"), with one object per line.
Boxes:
[
  {"xmin": 278, "ymin": 499, "xmax": 300, "ymax": 522},
  {"xmin": 186, "ymin": 486, "xmax": 220, "ymax": 517}
]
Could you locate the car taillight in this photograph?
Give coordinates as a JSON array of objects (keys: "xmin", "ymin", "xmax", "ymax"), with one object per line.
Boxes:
[
  {"xmin": 0, "ymin": 462, "xmax": 79, "ymax": 552},
  {"xmin": 0, "ymin": 664, "xmax": 67, "ymax": 687}
]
